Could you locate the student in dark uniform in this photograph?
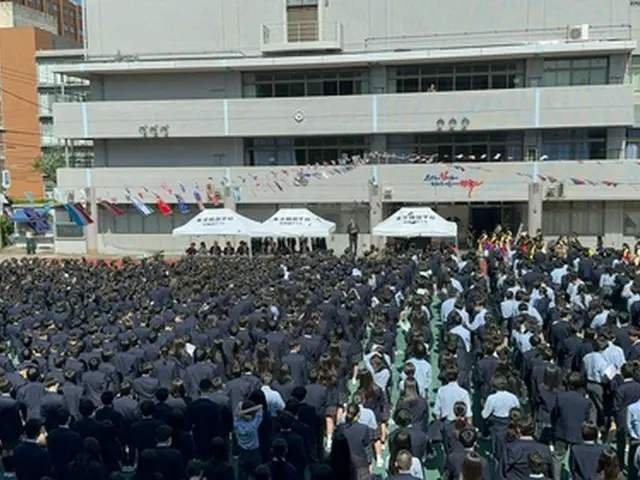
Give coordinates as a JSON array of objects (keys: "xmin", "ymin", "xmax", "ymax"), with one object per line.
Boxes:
[
  {"xmin": 569, "ymin": 422, "xmax": 606, "ymax": 480},
  {"xmin": 9, "ymin": 419, "xmax": 52, "ymax": 480},
  {"xmin": 335, "ymin": 403, "xmax": 373, "ymax": 480}
]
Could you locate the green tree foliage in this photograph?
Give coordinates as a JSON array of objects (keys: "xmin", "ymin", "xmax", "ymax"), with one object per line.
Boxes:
[{"xmin": 33, "ymin": 149, "xmax": 65, "ymax": 184}]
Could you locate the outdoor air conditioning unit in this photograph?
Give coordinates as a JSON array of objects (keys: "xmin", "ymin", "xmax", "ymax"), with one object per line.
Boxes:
[
  {"xmin": 566, "ymin": 24, "xmax": 589, "ymax": 41},
  {"xmin": 383, "ymin": 187, "xmax": 393, "ymax": 199}
]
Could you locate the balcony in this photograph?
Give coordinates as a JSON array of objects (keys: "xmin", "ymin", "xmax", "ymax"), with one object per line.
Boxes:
[{"xmin": 260, "ymin": 21, "xmax": 344, "ymax": 54}]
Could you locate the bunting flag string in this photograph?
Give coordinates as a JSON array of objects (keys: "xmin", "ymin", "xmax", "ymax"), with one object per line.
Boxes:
[
  {"xmin": 98, "ymin": 199, "xmax": 125, "ymax": 216},
  {"xmin": 192, "ymin": 182, "xmax": 206, "ymax": 211},
  {"xmin": 125, "ymin": 188, "xmax": 153, "ymax": 216}
]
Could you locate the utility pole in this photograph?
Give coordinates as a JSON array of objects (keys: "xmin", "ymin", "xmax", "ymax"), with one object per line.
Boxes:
[{"xmin": 527, "ymin": 154, "xmax": 543, "ymax": 234}]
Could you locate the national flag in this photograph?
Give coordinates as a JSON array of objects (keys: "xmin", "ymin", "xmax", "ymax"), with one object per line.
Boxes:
[
  {"xmin": 538, "ymin": 175, "xmax": 548, "ymax": 182},
  {"xmin": 99, "ymin": 200, "xmax": 125, "ymax": 216},
  {"xmin": 546, "ymin": 175, "xmax": 558, "ymax": 183},
  {"xmin": 570, "ymin": 178, "xmax": 586, "ymax": 185},
  {"xmin": 602, "ymin": 180, "xmax": 619, "ymax": 187},
  {"xmin": 154, "ymin": 194, "xmax": 172, "ymax": 216},
  {"xmin": 161, "ymin": 182, "xmax": 174, "ymax": 195}
]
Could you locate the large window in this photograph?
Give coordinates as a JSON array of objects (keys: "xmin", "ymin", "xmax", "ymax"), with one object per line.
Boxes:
[
  {"xmin": 286, "ymin": 3, "xmax": 318, "ymax": 42},
  {"xmin": 245, "ymin": 136, "xmax": 369, "ymax": 166},
  {"xmin": 542, "ymin": 58, "xmax": 608, "ymax": 87},
  {"xmin": 541, "ymin": 129, "xmax": 607, "ymax": 160},
  {"xmin": 543, "ymin": 201, "xmax": 604, "ymax": 236},
  {"xmin": 243, "ymin": 70, "xmax": 370, "ymax": 98},
  {"xmin": 388, "ymin": 61, "xmax": 524, "ymax": 93},
  {"xmin": 387, "ymin": 131, "xmax": 524, "ymax": 162},
  {"xmin": 98, "ymin": 205, "xmax": 198, "ymax": 235}
]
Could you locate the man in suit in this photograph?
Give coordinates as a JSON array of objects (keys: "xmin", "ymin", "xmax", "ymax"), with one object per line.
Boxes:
[
  {"xmin": 131, "ymin": 399, "xmax": 164, "ymax": 462},
  {"xmin": 569, "ymin": 422, "xmax": 606, "ymax": 480},
  {"xmin": 96, "ymin": 390, "xmax": 125, "ymax": 441},
  {"xmin": 16, "ymin": 367, "xmax": 45, "ymax": 421},
  {"xmin": 59, "ymin": 369, "xmax": 84, "ymax": 421},
  {"xmin": 187, "ymin": 378, "xmax": 225, "ymax": 460},
  {"xmin": 335, "ymin": 403, "xmax": 373, "ymax": 479},
  {"xmin": 152, "ymin": 424, "xmax": 185, "ymax": 480},
  {"xmin": 273, "ymin": 411, "xmax": 307, "ymax": 478},
  {"xmin": 0, "ymin": 377, "xmax": 23, "ymax": 450},
  {"xmin": 612, "ymin": 361, "xmax": 640, "ymax": 468},
  {"xmin": 551, "ymin": 372, "xmax": 590, "ymax": 479},
  {"xmin": 281, "ymin": 341, "xmax": 309, "ymax": 386},
  {"xmin": 113, "ymin": 381, "xmax": 140, "ymax": 467},
  {"xmin": 47, "ymin": 408, "xmax": 84, "ymax": 480},
  {"xmin": 153, "ymin": 387, "xmax": 175, "ymax": 424},
  {"xmin": 10, "ymin": 418, "xmax": 52, "ymax": 480},
  {"xmin": 72, "ymin": 398, "xmax": 103, "ymax": 441},
  {"xmin": 501, "ymin": 416, "xmax": 552, "ymax": 480},
  {"xmin": 133, "ymin": 363, "xmax": 160, "ymax": 401},
  {"xmin": 82, "ymin": 357, "xmax": 109, "ymax": 406}
]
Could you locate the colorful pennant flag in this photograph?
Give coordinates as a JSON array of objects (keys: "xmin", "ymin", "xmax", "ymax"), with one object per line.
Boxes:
[
  {"xmin": 570, "ymin": 178, "xmax": 586, "ymax": 185},
  {"xmin": 25, "ymin": 192, "xmax": 34, "ymax": 205},
  {"xmin": 193, "ymin": 183, "xmax": 205, "ymax": 211},
  {"xmin": 176, "ymin": 194, "xmax": 190, "ymax": 214},
  {"xmin": 153, "ymin": 192, "xmax": 172, "ymax": 216},
  {"xmin": 125, "ymin": 188, "xmax": 153, "ymax": 216},
  {"xmin": 24, "ymin": 207, "xmax": 50, "ymax": 233},
  {"xmin": 63, "ymin": 204, "xmax": 90, "ymax": 228},
  {"xmin": 73, "ymin": 203, "xmax": 95, "ymax": 224},
  {"xmin": 99, "ymin": 200, "xmax": 125, "ymax": 216}
]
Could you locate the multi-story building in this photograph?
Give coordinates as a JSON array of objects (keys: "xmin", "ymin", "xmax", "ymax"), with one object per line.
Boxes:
[
  {"xmin": 36, "ymin": 48, "xmax": 92, "ymax": 171},
  {"xmin": 0, "ymin": 24, "xmax": 80, "ymax": 198},
  {"xmin": 8, "ymin": 0, "xmax": 82, "ymax": 42},
  {"xmin": 50, "ymin": 0, "xmax": 640, "ymax": 255}
]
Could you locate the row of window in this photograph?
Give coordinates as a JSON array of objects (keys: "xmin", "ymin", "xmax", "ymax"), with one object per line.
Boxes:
[{"xmin": 241, "ymin": 57, "xmax": 610, "ymax": 98}]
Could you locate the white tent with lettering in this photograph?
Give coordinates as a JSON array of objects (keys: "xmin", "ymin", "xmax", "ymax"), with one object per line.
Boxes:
[
  {"xmin": 255, "ymin": 208, "xmax": 336, "ymax": 237},
  {"xmin": 373, "ymin": 207, "xmax": 458, "ymax": 238},
  {"xmin": 172, "ymin": 208, "xmax": 262, "ymax": 236}
]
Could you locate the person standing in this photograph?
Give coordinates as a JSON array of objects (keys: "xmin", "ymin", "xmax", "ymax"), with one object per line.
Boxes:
[{"xmin": 347, "ymin": 217, "xmax": 359, "ymax": 256}]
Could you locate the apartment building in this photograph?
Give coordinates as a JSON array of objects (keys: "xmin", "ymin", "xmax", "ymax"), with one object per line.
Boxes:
[
  {"xmin": 50, "ymin": 0, "xmax": 640, "ymax": 254},
  {"xmin": 10, "ymin": 0, "xmax": 82, "ymax": 42}
]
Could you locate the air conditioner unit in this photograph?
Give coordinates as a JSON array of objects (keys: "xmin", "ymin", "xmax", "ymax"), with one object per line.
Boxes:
[
  {"xmin": 566, "ymin": 24, "xmax": 589, "ymax": 41},
  {"xmin": 382, "ymin": 187, "xmax": 393, "ymax": 199}
]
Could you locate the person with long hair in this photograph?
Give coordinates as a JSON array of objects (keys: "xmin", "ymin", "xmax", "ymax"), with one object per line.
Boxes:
[
  {"xmin": 68, "ymin": 437, "xmax": 106, "ymax": 480},
  {"xmin": 202, "ymin": 437, "xmax": 235, "ymax": 480},
  {"xmin": 596, "ymin": 448, "xmax": 622, "ymax": 480},
  {"xmin": 328, "ymin": 433, "xmax": 357, "ymax": 480},
  {"xmin": 533, "ymin": 364, "xmax": 563, "ymax": 444},
  {"xmin": 395, "ymin": 377, "xmax": 429, "ymax": 432},
  {"xmin": 260, "ymin": 438, "xmax": 297, "ymax": 480},
  {"xmin": 356, "ymin": 370, "xmax": 389, "ymax": 467},
  {"xmin": 460, "ymin": 452, "xmax": 484, "ymax": 480}
]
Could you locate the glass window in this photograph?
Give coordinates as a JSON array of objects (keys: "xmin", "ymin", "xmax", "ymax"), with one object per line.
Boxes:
[
  {"xmin": 245, "ymin": 136, "xmax": 369, "ymax": 166},
  {"xmin": 241, "ymin": 69, "xmax": 368, "ymax": 98},
  {"xmin": 542, "ymin": 57, "xmax": 608, "ymax": 87}
]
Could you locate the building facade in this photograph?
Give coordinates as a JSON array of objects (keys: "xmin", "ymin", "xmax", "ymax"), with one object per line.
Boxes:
[
  {"xmin": 49, "ymin": 0, "xmax": 640, "ymax": 255},
  {"xmin": 8, "ymin": 0, "xmax": 82, "ymax": 42}
]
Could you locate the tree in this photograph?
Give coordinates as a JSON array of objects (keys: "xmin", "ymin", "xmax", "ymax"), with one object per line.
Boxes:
[{"xmin": 33, "ymin": 149, "xmax": 65, "ymax": 185}]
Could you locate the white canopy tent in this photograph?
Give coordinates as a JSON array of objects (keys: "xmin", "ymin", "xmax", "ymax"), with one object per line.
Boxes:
[
  {"xmin": 172, "ymin": 208, "xmax": 262, "ymax": 237},
  {"xmin": 255, "ymin": 208, "xmax": 336, "ymax": 238},
  {"xmin": 373, "ymin": 207, "xmax": 458, "ymax": 239}
]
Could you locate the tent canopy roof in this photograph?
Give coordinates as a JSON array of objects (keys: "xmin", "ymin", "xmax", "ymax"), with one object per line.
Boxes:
[
  {"xmin": 373, "ymin": 207, "xmax": 458, "ymax": 238},
  {"xmin": 255, "ymin": 208, "xmax": 336, "ymax": 237},
  {"xmin": 172, "ymin": 208, "xmax": 261, "ymax": 237}
]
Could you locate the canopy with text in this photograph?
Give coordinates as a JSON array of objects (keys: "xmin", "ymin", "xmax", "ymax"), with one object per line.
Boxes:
[
  {"xmin": 373, "ymin": 207, "xmax": 458, "ymax": 238},
  {"xmin": 255, "ymin": 208, "xmax": 336, "ymax": 237},
  {"xmin": 172, "ymin": 208, "xmax": 261, "ymax": 236}
]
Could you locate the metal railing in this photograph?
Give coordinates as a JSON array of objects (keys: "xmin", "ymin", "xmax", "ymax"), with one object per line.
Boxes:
[
  {"xmin": 261, "ymin": 21, "xmax": 344, "ymax": 46},
  {"xmin": 364, "ymin": 24, "xmax": 632, "ymax": 52}
]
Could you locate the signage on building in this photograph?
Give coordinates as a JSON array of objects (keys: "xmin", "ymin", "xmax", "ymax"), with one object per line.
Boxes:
[{"xmin": 423, "ymin": 170, "xmax": 484, "ymax": 198}]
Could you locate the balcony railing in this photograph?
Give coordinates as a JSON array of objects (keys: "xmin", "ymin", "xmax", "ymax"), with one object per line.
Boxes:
[{"xmin": 261, "ymin": 21, "xmax": 344, "ymax": 53}]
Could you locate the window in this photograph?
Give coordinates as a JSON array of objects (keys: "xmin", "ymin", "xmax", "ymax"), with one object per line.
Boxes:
[
  {"xmin": 631, "ymin": 57, "xmax": 640, "ymax": 93},
  {"xmin": 389, "ymin": 61, "xmax": 524, "ymax": 93},
  {"xmin": 541, "ymin": 129, "xmax": 606, "ymax": 160},
  {"xmin": 386, "ymin": 131, "xmax": 524, "ymax": 162},
  {"xmin": 242, "ymin": 70, "xmax": 369, "ymax": 98},
  {"xmin": 41, "ymin": 122, "xmax": 56, "ymax": 145},
  {"xmin": 245, "ymin": 136, "xmax": 369, "ymax": 166},
  {"xmin": 542, "ymin": 58, "xmax": 608, "ymax": 87},
  {"xmin": 287, "ymin": 4, "xmax": 318, "ymax": 42},
  {"xmin": 543, "ymin": 202, "xmax": 604, "ymax": 236}
]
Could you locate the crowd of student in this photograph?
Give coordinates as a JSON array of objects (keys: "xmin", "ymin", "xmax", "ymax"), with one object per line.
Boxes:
[{"xmin": 1, "ymin": 233, "xmax": 640, "ymax": 480}]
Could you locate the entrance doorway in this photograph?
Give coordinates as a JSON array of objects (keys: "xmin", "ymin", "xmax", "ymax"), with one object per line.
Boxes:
[{"xmin": 471, "ymin": 205, "xmax": 502, "ymax": 235}]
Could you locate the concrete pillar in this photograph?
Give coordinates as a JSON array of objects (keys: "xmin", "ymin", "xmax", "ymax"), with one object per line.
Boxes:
[
  {"xmin": 607, "ymin": 127, "xmax": 626, "ymax": 160},
  {"xmin": 604, "ymin": 201, "xmax": 624, "ymax": 248},
  {"xmin": 527, "ymin": 182, "xmax": 543, "ymax": 234},
  {"xmin": 85, "ymin": 186, "xmax": 99, "ymax": 256},
  {"xmin": 223, "ymin": 187, "xmax": 236, "ymax": 211},
  {"xmin": 369, "ymin": 165, "xmax": 383, "ymax": 248},
  {"xmin": 370, "ymin": 65, "xmax": 388, "ymax": 93}
]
